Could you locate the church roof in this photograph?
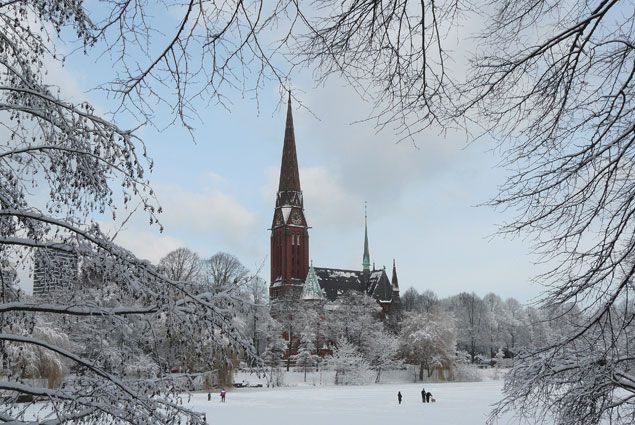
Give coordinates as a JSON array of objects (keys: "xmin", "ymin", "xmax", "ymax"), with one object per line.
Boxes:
[
  {"xmin": 302, "ymin": 262, "xmax": 324, "ymax": 300},
  {"xmin": 367, "ymin": 269, "xmax": 393, "ymax": 303},
  {"xmin": 277, "ymin": 92, "xmax": 301, "ymax": 194},
  {"xmin": 313, "ymin": 266, "xmax": 394, "ymax": 303},
  {"xmin": 313, "ymin": 267, "xmax": 366, "ymax": 301}
]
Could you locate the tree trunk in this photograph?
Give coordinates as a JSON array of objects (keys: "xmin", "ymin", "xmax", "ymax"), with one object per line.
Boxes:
[
  {"xmin": 419, "ymin": 362, "xmax": 424, "ymax": 381},
  {"xmin": 286, "ymin": 325, "xmax": 292, "ymax": 372}
]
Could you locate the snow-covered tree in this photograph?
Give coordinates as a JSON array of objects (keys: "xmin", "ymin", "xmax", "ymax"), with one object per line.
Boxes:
[
  {"xmin": 399, "ymin": 310, "xmax": 457, "ymax": 380},
  {"xmin": 323, "ymin": 292, "xmax": 382, "ymax": 348},
  {"xmin": 0, "ymin": 3, "xmax": 256, "ymax": 422},
  {"xmin": 261, "ymin": 321, "xmax": 286, "ymax": 388},
  {"xmin": 483, "ymin": 293, "xmax": 506, "ymax": 358},
  {"xmin": 401, "ymin": 287, "xmax": 439, "ymax": 314},
  {"xmin": 494, "ymin": 348, "xmax": 505, "ymax": 369},
  {"xmin": 291, "ymin": 332, "xmax": 319, "ymax": 382},
  {"xmin": 158, "ymin": 248, "xmax": 202, "ymax": 283},
  {"xmin": 445, "ymin": 292, "xmax": 488, "ymax": 362},
  {"xmin": 242, "ymin": 275, "xmax": 270, "ymax": 357},
  {"xmin": 329, "ymin": 339, "xmax": 370, "ymax": 385},
  {"xmin": 201, "ymin": 252, "xmax": 249, "ymax": 293},
  {"xmin": 364, "ymin": 330, "xmax": 399, "ymax": 384}
]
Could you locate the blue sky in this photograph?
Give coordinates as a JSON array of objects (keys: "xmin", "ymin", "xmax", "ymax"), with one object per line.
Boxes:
[{"xmin": 31, "ymin": 8, "xmax": 545, "ymax": 302}]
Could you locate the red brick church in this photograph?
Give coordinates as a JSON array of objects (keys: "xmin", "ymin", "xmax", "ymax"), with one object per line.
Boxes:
[{"xmin": 269, "ymin": 93, "xmax": 401, "ymax": 321}]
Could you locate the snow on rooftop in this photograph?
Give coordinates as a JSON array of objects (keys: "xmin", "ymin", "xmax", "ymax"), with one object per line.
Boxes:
[{"xmin": 329, "ymin": 270, "xmax": 357, "ymax": 278}]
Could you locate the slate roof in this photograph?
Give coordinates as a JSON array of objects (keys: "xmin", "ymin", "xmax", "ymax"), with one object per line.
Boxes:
[
  {"xmin": 313, "ymin": 267, "xmax": 365, "ymax": 301},
  {"xmin": 313, "ymin": 266, "xmax": 394, "ymax": 303},
  {"xmin": 366, "ymin": 270, "xmax": 393, "ymax": 302}
]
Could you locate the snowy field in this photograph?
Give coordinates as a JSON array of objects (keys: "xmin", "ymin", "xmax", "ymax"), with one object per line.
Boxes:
[{"xmin": 189, "ymin": 381, "xmax": 531, "ymax": 425}]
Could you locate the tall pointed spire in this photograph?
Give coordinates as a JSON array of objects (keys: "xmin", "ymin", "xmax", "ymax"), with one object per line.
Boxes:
[
  {"xmin": 277, "ymin": 90, "xmax": 301, "ymax": 194},
  {"xmin": 270, "ymin": 90, "xmax": 310, "ymax": 299},
  {"xmin": 391, "ymin": 259, "xmax": 399, "ymax": 291},
  {"xmin": 363, "ymin": 202, "xmax": 371, "ymax": 272}
]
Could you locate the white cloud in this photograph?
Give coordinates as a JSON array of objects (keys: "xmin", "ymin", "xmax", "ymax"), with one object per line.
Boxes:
[
  {"xmin": 157, "ymin": 182, "xmax": 257, "ymax": 248},
  {"xmin": 96, "ymin": 173, "xmax": 259, "ymax": 263},
  {"xmin": 112, "ymin": 229, "xmax": 183, "ymax": 264}
]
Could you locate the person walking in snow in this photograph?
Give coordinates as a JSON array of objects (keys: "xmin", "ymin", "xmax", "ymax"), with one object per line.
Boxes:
[
  {"xmin": 220, "ymin": 389, "xmax": 226, "ymax": 402},
  {"xmin": 421, "ymin": 387, "xmax": 426, "ymax": 403},
  {"xmin": 207, "ymin": 392, "xmax": 211, "ymax": 401},
  {"xmin": 397, "ymin": 391, "xmax": 403, "ymax": 405},
  {"xmin": 425, "ymin": 391, "xmax": 432, "ymax": 403}
]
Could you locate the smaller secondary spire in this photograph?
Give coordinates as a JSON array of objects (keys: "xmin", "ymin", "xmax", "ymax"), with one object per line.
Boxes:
[
  {"xmin": 302, "ymin": 260, "xmax": 323, "ymax": 300},
  {"xmin": 362, "ymin": 202, "xmax": 371, "ymax": 272},
  {"xmin": 392, "ymin": 259, "xmax": 399, "ymax": 291}
]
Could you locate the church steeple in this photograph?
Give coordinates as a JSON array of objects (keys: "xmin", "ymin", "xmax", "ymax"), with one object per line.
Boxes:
[
  {"xmin": 391, "ymin": 259, "xmax": 399, "ymax": 291},
  {"xmin": 362, "ymin": 203, "xmax": 371, "ymax": 273},
  {"xmin": 270, "ymin": 91, "xmax": 310, "ymax": 300},
  {"xmin": 277, "ymin": 92, "xmax": 302, "ymax": 202}
]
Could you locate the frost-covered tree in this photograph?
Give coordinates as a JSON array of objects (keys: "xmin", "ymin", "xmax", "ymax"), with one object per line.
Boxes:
[
  {"xmin": 291, "ymin": 332, "xmax": 319, "ymax": 382},
  {"xmin": 201, "ymin": 252, "xmax": 249, "ymax": 293},
  {"xmin": 500, "ymin": 298, "xmax": 530, "ymax": 359},
  {"xmin": 364, "ymin": 330, "xmax": 399, "ymax": 384},
  {"xmin": 399, "ymin": 310, "xmax": 456, "ymax": 380},
  {"xmin": 158, "ymin": 248, "xmax": 201, "ymax": 283},
  {"xmin": 242, "ymin": 275, "xmax": 270, "ymax": 357},
  {"xmin": 261, "ymin": 321, "xmax": 286, "ymax": 388},
  {"xmin": 329, "ymin": 339, "xmax": 370, "ymax": 385},
  {"xmin": 483, "ymin": 293, "xmax": 506, "ymax": 358},
  {"xmin": 323, "ymin": 292, "xmax": 382, "ymax": 347},
  {"xmin": 445, "ymin": 292, "xmax": 488, "ymax": 362},
  {"xmin": 0, "ymin": 2, "xmax": 256, "ymax": 422},
  {"xmin": 401, "ymin": 287, "xmax": 439, "ymax": 314}
]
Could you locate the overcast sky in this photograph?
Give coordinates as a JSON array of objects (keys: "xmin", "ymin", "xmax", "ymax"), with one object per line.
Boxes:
[{"xmin": 15, "ymin": 9, "xmax": 547, "ymax": 303}]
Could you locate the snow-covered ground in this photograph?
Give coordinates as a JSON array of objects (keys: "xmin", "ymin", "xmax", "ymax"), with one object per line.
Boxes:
[{"xmin": 189, "ymin": 381, "xmax": 528, "ymax": 425}]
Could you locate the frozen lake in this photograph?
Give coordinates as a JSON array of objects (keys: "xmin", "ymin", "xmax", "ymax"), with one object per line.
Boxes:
[{"xmin": 189, "ymin": 380, "xmax": 527, "ymax": 425}]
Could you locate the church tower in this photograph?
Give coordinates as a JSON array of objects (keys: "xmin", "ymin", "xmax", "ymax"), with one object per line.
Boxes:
[{"xmin": 270, "ymin": 93, "xmax": 310, "ymax": 299}]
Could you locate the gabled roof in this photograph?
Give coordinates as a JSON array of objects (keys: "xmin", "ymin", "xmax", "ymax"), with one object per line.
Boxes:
[{"xmin": 367, "ymin": 269, "xmax": 393, "ymax": 303}]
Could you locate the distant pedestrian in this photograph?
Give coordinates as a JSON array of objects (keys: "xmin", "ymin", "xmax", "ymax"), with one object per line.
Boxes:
[
  {"xmin": 220, "ymin": 389, "xmax": 227, "ymax": 402},
  {"xmin": 397, "ymin": 391, "xmax": 403, "ymax": 405},
  {"xmin": 421, "ymin": 387, "xmax": 426, "ymax": 403},
  {"xmin": 426, "ymin": 392, "xmax": 432, "ymax": 403},
  {"xmin": 207, "ymin": 392, "xmax": 211, "ymax": 401}
]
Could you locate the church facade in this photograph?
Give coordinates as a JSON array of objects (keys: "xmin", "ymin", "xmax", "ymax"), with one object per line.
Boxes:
[{"xmin": 269, "ymin": 94, "xmax": 401, "ymax": 322}]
